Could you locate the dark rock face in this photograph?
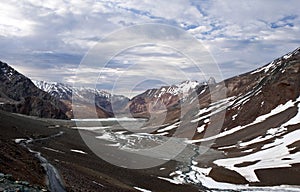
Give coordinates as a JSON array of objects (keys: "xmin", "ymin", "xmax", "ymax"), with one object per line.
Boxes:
[
  {"xmin": 222, "ymin": 47, "xmax": 300, "ymax": 128},
  {"xmin": 0, "ymin": 61, "xmax": 68, "ymax": 119},
  {"xmin": 16, "ymin": 96, "xmax": 68, "ymax": 119}
]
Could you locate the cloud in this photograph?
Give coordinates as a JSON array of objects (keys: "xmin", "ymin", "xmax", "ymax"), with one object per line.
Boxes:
[
  {"xmin": 71, "ymin": 25, "xmax": 215, "ymax": 96},
  {"xmin": 0, "ymin": 1, "xmax": 37, "ymax": 37},
  {"xmin": 0, "ymin": 0, "xmax": 299, "ymax": 96}
]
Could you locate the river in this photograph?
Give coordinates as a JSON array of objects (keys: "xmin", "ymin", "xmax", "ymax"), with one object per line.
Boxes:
[{"xmin": 18, "ymin": 132, "xmax": 66, "ymax": 192}]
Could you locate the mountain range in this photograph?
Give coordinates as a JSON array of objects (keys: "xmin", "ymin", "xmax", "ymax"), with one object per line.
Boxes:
[
  {"xmin": 32, "ymin": 77, "xmax": 209, "ymax": 119},
  {"xmin": 0, "ymin": 61, "xmax": 68, "ymax": 119},
  {"xmin": 0, "ymin": 47, "xmax": 300, "ymax": 190},
  {"xmin": 1, "ymin": 47, "xmax": 299, "ymax": 122},
  {"xmin": 0, "ymin": 60, "xmax": 213, "ymax": 119}
]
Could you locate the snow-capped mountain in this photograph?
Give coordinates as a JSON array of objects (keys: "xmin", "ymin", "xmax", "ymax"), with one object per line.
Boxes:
[
  {"xmin": 1, "ymin": 46, "xmax": 300, "ymax": 190},
  {"xmin": 32, "ymin": 80, "xmax": 74, "ymax": 100},
  {"xmin": 141, "ymin": 80, "xmax": 201, "ymax": 101},
  {"xmin": 156, "ymin": 80, "xmax": 200, "ymax": 97},
  {"xmin": 33, "ymin": 79, "xmax": 205, "ymax": 118},
  {"xmin": 0, "ymin": 61, "xmax": 68, "ymax": 119},
  {"xmin": 33, "ymin": 80, "xmax": 111, "ymax": 101},
  {"xmin": 77, "ymin": 47, "xmax": 300, "ymax": 191},
  {"xmin": 147, "ymin": 47, "xmax": 300, "ymax": 189},
  {"xmin": 33, "ymin": 80, "xmax": 130, "ymax": 116},
  {"xmin": 127, "ymin": 80, "xmax": 210, "ymax": 117}
]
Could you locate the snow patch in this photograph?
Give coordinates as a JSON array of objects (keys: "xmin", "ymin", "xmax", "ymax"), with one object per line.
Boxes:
[
  {"xmin": 157, "ymin": 176, "xmax": 182, "ymax": 185},
  {"xmin": 187, "ymin": 98, "xmax": 296, "ymax": 144},
  {"xmin": 92, "ymin": 181, "xmax": 105, "ymax": 187},
  {"xmin": 70, "ymin": 149, "xmax": 87, "ymax": 154},
  {"xmin": 155, "ymin": 132, "xmax": 169, "ymax": 136},
  {"xmin": 133, "ymin": 186, "xmax": 152, "ymax": 192},
  {"xmin": 197, "ymin": 124, "xmax": 206, "ymax": 134},
  {"xmin": 171, "ymin": 165, "xmax": 300, "ymax": 191},
  {"xmin": 43, "ymin": 147, "xmax": 65, "ymax": 154},
  {"xmin": 71, "ymin": 126, "xmax": 109, "ymax": 131},
  {"xmin": 72, "ymin": 117, "xmax": 146, "ymax": 122},
  {"xmin": 232, "ymin": 114, "xmax": 238, "ymax": 120},
  {"xmin": 215, "ymin": 129, "xmax": 300, "ymax": 182},
  {"xmin": 14, "ymin": 138, "xmax": 26, "ymax": 144},
  {"xmin": 157, "ymin": 122, "xmax": 180, "ymax": 133},
  {"xmin": 191, "ymin": 97, "xmax": 235, "ymax": 123}
]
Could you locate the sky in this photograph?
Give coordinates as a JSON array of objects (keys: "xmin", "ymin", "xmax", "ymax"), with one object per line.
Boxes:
[{"xmin": 0, "ymin": 0, "xmax": 299, "ymax": 96}]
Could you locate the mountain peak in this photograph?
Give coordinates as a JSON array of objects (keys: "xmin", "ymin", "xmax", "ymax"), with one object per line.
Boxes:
[
  {"xmin": 207, "ymin": 77, "xmax": 216, "ymax": 85},
  {"xmin": 0, "ymin": 61, "xmax": 68, "ymax": 119}
]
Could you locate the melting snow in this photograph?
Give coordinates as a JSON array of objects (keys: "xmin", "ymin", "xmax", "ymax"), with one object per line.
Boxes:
[
  {"xmin": 96, "ymin": 130, "xmax": 166, "ymax": 152},
  {"xmin": 283, "ymin": 53, "xmax": 292, "ymax": 59},
  {"xmin": 187, "ymin": 98, "xmax": 297, "ymax": 144},
  {"xmin": 71, "ymin": 126, "xmax": 109, "ymax": 131},
  {"xmin": 43, "ymin": 147, "xmax": 65, "ymax": 154},
  {"xmin": 242, "ymin": 148, "xmax": 255, "ymax": 153},
  {"xmin": 105, "ymin": 143, "xmax": 121, "ymax": 147},
  {"xmin": 215, "ymin": 129, "xmax": 300, "ymax": 182},
  {"xmin": 232, "ymin": 114, "xmax": 238, "ymax": 120},
  {"xmin": 197, "ymin": 124, "xmax": 206, "ymax": 134},
  {"xmin": 157, "ymin": 176, "xmax": 182, "ymax": 185},
  {"xmin": 92, "ymin": 181, "xmax": 105, "ymax": 187},
  {"xmin": 171, "ymin": 165, "xmax": 300, "ymax": 191},
  {"xmin": 133, "ymin": 187, "xmax": 152, "ymax": 192},
  {"xmin": 250, "ymin": 60, "xmax": 278, "ymax": 74},
  {"xmin": 233, "ymin": 127, "xmax": 287, "ymax": 149},
  {"xmin": 70, "ymin": 149, "xmax": 87, "ymax": 154},
  {"xmin": 191, "ymin": 97, "xmax": 234, "ymax": 123},
  {"xmin": 218, "ymin": 145, "xmax": 236, "ymax": 150},
  {"xmin": 155, "ymin": 132, "xmax": 169, "ymax": 136},
  {"xmin": 170, "ymin": 166, "xmax": 242, "ymax": 189},
  {"xmin": 203, "ymin": 119, "xmax": 210, "ymax": 124},
  {"xmin": 96, "ymin": 132, "xmax": 116, "ymax": 141},
  {"xmin": 71, "ymin": 117, "xmax": 146, "ymax": 122},
  {"xmin": 281, "ymin": 101, "xmax": 300, "ymax": 126},
  {"xmin": 214, "ymin": 98, "xmax": 300, "ymax": 182},
  {"xmin": 157, "ymin": 122, "xmax": 180, "ymax": 133},
  {"xmin": 14, "ymin": 138, "xmax": 26, "ymax": 144}
]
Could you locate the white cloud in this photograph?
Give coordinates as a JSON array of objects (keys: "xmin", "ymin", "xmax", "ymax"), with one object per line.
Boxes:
[
  {"xmin": 0, "ymin": 0, "xmax": 299, "ymax": 95},
  {"xmin": 0, "ymin": 1, "xmax": 37, "ymax": 36}
]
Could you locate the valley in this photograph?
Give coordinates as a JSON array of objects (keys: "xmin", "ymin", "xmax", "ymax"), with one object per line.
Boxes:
[{"xmin": 0, "ymin": 47, "xmax": 300, "ymax": 191}]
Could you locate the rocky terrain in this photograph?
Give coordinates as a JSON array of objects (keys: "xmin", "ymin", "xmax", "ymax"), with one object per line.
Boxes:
[
  {"xmin": 0, "ymin": 61, "xmax": 129, "ymax": 119},
  {"xmin": 33, "ymin": 80, "xmax": 130, "ymax": 117},
  {"xmin": 145, "ymin": 47, "xmax": 300, "ymax": 189},
  {"xmin": 127, "ymin": 80, "xmax": 203, "ymax": 117},
  {"xmin": 0, "ymin": 61, "xmax": 68, "ymax": 119},
  {"xmin": 0, "ymin": 47, "xmax": 300, "ymax": 191},
  {"xmin": 0, "ymin": 172, "xmax": 47, "ymax": 192},
  {"xmin": 33, "ymin": 79, "xmax": 205, "ymax": 119}
]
